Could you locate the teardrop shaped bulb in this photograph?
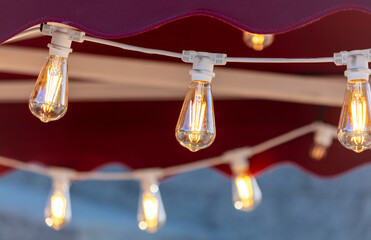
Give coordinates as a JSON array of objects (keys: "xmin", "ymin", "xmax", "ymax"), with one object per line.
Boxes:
[
  {"xmin": 29, "ymin": 55, "xmax": 68, "ymax": 123},
  {"xmin": 175, "ymin": 80, "xmax": 215, "ymax": 152},
  {"xmin": 44, "ymin": 179, "xmax": 71, "ymax": 230},
  {"xmin": 338, "ymin": 79, "xmax": 371, "ymax": 152},
  {"xmin": 232, "ymin": 173, "xmax": 262, "ymax": 211},
  {"xmin": 137, "ymin": 183, "xmax": 166, "ymax": 233}
]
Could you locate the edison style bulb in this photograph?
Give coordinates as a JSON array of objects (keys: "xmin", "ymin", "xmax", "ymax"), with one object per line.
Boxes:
[
  {"xmin": 242, "ymin": 31, "xmax": 274, "ymax": 51},
  {"xmin": 138, "ymin": 183, "xmax": 166, "ymax": 233},
  {"xmin": 175, "ymin": 80, "xmax": 215, "ymax": 152},
  {"xmin": 29, "ymin": 55, "xmax": 68, "ymax": 123},
  {"xmin": 310, "ymin": 144, "xmax": 327, "ymax": 160},
  {"xmin": 44, "ymin": 179, "xmax": 71, "ymax": 230},
  {"xmin": 338, "ymin": 79, "xmax": 371, "ymax": 152},
  {"xmin": 232, "ymin": 172, "xmax": 262, "ymax": 211}
]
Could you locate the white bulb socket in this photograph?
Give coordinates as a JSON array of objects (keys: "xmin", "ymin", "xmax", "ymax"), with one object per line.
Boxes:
[
  {"xmin": 189, "ymin": 56, "xmax": 215, "ymax": 83},
  {"xmin": 314, "ymin": 124, "xmax": 335, "ymax": 148},
  {"xmin": 344, "ymin": 53, "xmax": 371, "ymax": 82},
  {"xmin": 48, "ymin": 30, "xmax": 73, "ymax": 58},
  {"xmin": 230, "ymin": 157, "xmax": 249, "ymax": 175}
]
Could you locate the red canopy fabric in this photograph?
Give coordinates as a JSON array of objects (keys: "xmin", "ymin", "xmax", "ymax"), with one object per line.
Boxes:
[
  {"xmin": 0, "ymin": 2, "xmax": 371, "ymax": 178},
  {"xmin": 1, "ymin": 0, "xmax": 371, "ymax": 43}
]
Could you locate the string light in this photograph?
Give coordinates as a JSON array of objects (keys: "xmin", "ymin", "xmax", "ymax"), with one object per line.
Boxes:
[
  {"xmin": 242, "ymin": 31, "xmax": 274, "ymax": 51},
  {"xmin": 230, "ymin": 157, "xmax": 262, "ymax": 211},
  {"xmin": 44, "ymin": 174, "xmax": 72, "ymax": 230},
  {"xmin": 137, "ymin": 173, "xmax": 166, "ymax": 233},
  {"xmin": 310, "ymin": 123, "xmax": 336, "ymax": 160},
  {"xmin": 176, "ymin": 51, "xmax": 226, "ymax": 152},
  {"xmin": 29, "ymin": 27, "xmax": 73, "ymax": 123},
  {"xmin": 335, "ymin": 51, "xmax": 371, "ymax": 152}
]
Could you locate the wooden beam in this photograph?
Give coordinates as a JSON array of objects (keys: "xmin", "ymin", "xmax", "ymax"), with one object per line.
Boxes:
[{"xmin": 0, "ymin": 46, "xmax": 345, "ymax": 106}]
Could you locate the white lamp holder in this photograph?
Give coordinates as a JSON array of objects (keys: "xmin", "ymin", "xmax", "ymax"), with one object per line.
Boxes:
[
  {"xmin": 314, "ymin": 122, "xmax": 337, "ymax": 148},
  {"xmin": 41, "ymin": 23, "xmax": 85, "ymax": 58},
  {"xmin": 182, "ymin": 51, "xmax": 227, "ymax": 83},
  {"xmin": 334, "ymin": 49, "xmax": 371, "ymax": 81}
]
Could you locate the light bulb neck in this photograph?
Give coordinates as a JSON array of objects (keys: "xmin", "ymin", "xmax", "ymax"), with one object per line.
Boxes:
[
  {"xmin": 344, "ymin": 53, "xmax": 371, "ymax": 82},
  {"xmin": 314, "ymin": 123, "xmax": 336, "ymax": 147},
  {"xmin": 48, "ymin": 31, "xmax": 73, "ymax": 58},
  {"xmin": 230, "ymin": 156, "xmax": 250, "ymax": 175},
  {"xmin": 190, "ymin": 56, "xmax": 215, "ymax": 83}
]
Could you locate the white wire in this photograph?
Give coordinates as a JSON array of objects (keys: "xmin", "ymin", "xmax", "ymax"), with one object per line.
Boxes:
[
  {"xmin": 226, "ymin": 57, "xmax": 334, "ymax": 63},
  {"xmin": 2, "ymin": 27, "xmax": 42, "ymax": 44},
  {"xmin": 0, "ymin": 122, "xmax": 331, "ymax": 181},
  {"xmin": 83, "ymin": 35, "xmax": 183, "ymax": 59}
]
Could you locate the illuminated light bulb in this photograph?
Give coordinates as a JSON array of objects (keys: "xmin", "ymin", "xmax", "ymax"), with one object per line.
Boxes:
[
  {"xmin": 230, "ymin": 158, "xmax": 261, "ymax": 212},
  {"xmin": 45, "ymin": 177, "xmax": 71, "ymax": 230},
  {"xmin": 338, "ymin": 53, "xmax": 371, "ymax": 153},
  {"xmin": 29, "ymin": 29, "xmax": 72, "ymax": 123},
  {"xmin": 242, "ymin": 31, "xmax": 274, "ymax": 51},
  {"xmin": 137, "ymin": 176, "xmax": 166, "ymax": 233},
  {"xmin": 310, "ymin": 123, "xmax": 336, "ymax": 160},
  {"xmin": 176, "ymin": 55, "xmax": 216, "ymax": 152}
]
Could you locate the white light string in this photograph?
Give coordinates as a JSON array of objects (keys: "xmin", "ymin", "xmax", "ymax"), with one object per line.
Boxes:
[
  {"xmin": 1, "ymin": 24, "xmax": 337, "ymax": 63},
  {"xmin": 0, "ymin": 121, "xmax": 334, "ymax": 181}
]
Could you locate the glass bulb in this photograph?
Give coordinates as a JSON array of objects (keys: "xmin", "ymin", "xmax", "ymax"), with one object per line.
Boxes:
[
  {"xmin": 309, "ymin": 144, "xmax": 327, "ymax": 160},
  {"xmin": 232, "ymin": 173, "xmax": 262, "ymax": 211},
  {"xmin": 175, "ymin": 80, "xmax": 215, "ymax": 152},
  {"xmin": 44, "ymin": 179, "xmax": 71, "ymax": 230},
  {"xmin": 138, "ymin": 183, "xmax": 166, "ymax": 233},
  {"xmin": 242, "ymin": 31, "xmax": 274, "ymax": 51},
  {"xmin": 29, "ymin": 55, "xmax": 68, "ymax": 123},
  {"xmin": 338, "ymin": 79, "xmax": 371, "ymax": 152}
]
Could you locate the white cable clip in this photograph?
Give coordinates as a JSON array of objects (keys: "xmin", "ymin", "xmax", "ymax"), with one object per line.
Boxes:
[
  {"xmin": 222, "ymin": 147, "xmax": 252, "ymax": 173},
  {"xmin": 41, "ymin": 23, "xmax": 85, "ymax": 58},
  {"xmin": 313, "ymin": 122, "xmax": 337, "ymax": 148},
  {"xmin": 334, "ymin": 49, "xmax": 371, "ymax": 81},
  {"xmin": 47, "ymin": 167, "xmax": 77, "ymax": 182},
  {"xmin": 182, "ymin": 51, "xmax": 227, "ymax": 83}
]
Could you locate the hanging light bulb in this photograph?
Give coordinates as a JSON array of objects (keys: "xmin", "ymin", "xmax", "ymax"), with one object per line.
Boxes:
[
  {"xmin": 337, "ymin": 52, "xmax": 371, "ymax": 153},
  {"xmin": 137, "ymin": 174, "xmax": 166, "ymax": 233},
  {"xmin": 310, "ymin": 122, "xmax": 336, "ymax": 160},
  {"xmin": 230, "ymin": 157, "xmax": 262, "ymax": 212},
  {"xmin": 44, "ymin": 176, "xmax": 72, "ymax": 230},
  {"xmin": 176, "ymin": 54, "xmax": 216, "ymax": 152},
  {"xmin": 29, "ymin": 28, "xmax": 72, "ymax": 123},
  {"xmin": 242, "ymin": 31, "xmax": 274, "ymax": 51}
]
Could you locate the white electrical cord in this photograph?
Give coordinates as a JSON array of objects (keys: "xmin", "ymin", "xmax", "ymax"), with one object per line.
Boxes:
[
  {"xmin": 226, "ymin": 57, "xmax": 334, "ymax": 63},
  {"xmin": 83, "ymin": 35, "xmax": 183, "ymax": 59},
  {"xmin": 0, "ymin": 122, "xmax": 335, "ymax": 181},
  {"xmin": 2, "ymin": 27, "xmax": 42, "ymax": 44}
]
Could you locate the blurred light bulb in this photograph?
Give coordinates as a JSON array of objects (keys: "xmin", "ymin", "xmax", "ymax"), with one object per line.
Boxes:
[
  {"xmin": 138, "ymin": 178, "xmax": 166, "ymax": 233},
  {"xmin": 338, "ymin": 54, "xmax": 371, "ymax": 152},
  {"xmin": 176, "ymin": 56, "xmax": 216, "ymax": 152},
  {"xmin": 45, "ymin": 178, "xmax": 71, "ymax": 230},
  {"xmin": 242, "ymin": 31, "xmax": 274, "ymax": 51},
  {"xmin": 310, "ymin": 123, "xmax": 336, "ymax": 160},
  {"xmin": 232, "ymin": 173, "xmax": 262, "ymax": 211},
  {"xmin": 230, "ymin": 158, "xmax": 261, "ymax": 212},
  {"xmin": 29, "ymin": 55, "xmax": 68, "ymax": 123}
]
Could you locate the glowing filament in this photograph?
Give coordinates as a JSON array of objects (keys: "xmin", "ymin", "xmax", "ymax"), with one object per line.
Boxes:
[
  {"xmin": 141, "ymin": 194, "xmax": 159, "ymax": 231},
  {"xmin": 235, "ymin": 175, "xmax": 254, "ymax": 209},
  {"xmin": 188, "ymin": 90, "xmax": 206, "ymax": 143},
  {"xmin": 351, "ymin": 94, "xmax": 366, "ymax": 145},
  {"xmin": 45, "ymin": 193, "xmax": 67, "ymax": 229}
]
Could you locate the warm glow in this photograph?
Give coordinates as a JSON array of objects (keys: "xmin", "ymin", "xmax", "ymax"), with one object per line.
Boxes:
[
  {"xmin": 141, "ymin": 194, "xmax": 159, "ymax": 231},
  {"xmin": 251, "ymin": 34, "xmax": 265, "ymax": 51},
  {"xmin": 350, "ymin": 94, "xmax": 366, "ymax": 145},
  {"xmin": 48, "ymin": 193, "xmax": 67, "ymax": 229},
  {"xmin": 235, "ymin": 175, "xmax": 254, "ymax": 209},
  {"xmin": 188, "ymin": 90, "xmax": 206, "ymax": 143},
  {"xmin": 310, "ymin": 144, "xmax": 327, "ymax": 160},
  {"xmin": 29, "ymin": 55, "xmax": 68, "ymax": 123}
]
